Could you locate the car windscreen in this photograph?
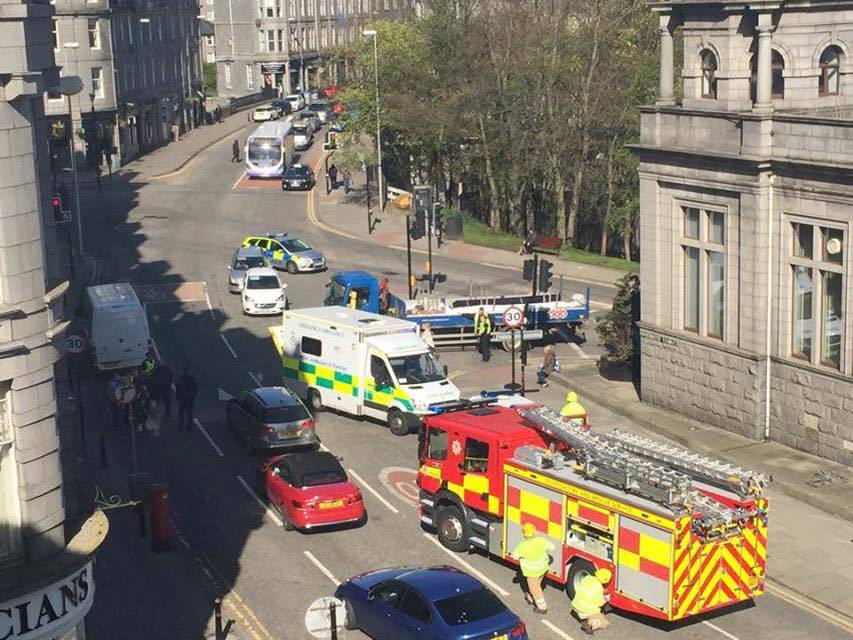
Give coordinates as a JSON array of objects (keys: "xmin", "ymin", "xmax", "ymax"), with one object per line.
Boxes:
[
  {"xmin": 308, "ymin": 103, "xmax": 326, "ymax": 112},
  {"xmin": 298, "ymin": 468, "xmax": 346, "ymax": 487},
  {"xmin": 292, "ymin": 125, "xmax": 307, "ymax": 134},
  {"xmin": 389, "ymin": 352, "xmax": 445, "ymax": 384},
  {"xmin": 263, "ymin": 404, "xmax": 309, "ymax": 423},
  {"xmin": 283, "ymin": 168, "xmax": 310, "ymax": 179},
  {"xmin": 433, "ymin": 588, "xmax": 506, "ymax": 626},
  {"xmin": 234, "ymin": 256, "xmax": 265, "ymax": 270},
  {"xmin": 245, "ymin": 275, "xmax": 280, "ymax": 289},
  {"xmin": 282, "ymin": 239, "xmax": 311, "ymax": 252}
]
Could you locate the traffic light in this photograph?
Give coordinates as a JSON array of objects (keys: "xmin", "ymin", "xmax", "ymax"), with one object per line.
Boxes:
[
  {"xmin": 538, "ymin": 259, "xmax": 553, "ymax": 293},
  {"xmin": 431, "ymin": 202, "xmax": 442, "ymax": 234},
  {"xmin": 323, "ymin": 131, "xmax": 338, "ymax": 150},
  {"xmin": 523, "ymin": 259, "xmax": 536, "ymax": 282},
  {"xmin": 409, "ymin": 213, "xmax": 425, "ymax": 240},
  {"xmin": 52, "ymin": 196, "xmax": 70, "ymax": 223}
]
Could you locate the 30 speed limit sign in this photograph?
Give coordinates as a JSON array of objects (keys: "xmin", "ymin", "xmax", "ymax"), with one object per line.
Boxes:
[
  {"xmin": 502, "ymin": 306, "xmax": 524, "ymax": 329},
  {"xmin": 65, "ymin": 334, "xmax": 86, "ymax": 354}
]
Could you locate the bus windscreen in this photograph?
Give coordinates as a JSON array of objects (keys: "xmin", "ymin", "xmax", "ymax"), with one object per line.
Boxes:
[{"xmin": 247, "ymin": 137, "xmax": 282, "ymax": 167}]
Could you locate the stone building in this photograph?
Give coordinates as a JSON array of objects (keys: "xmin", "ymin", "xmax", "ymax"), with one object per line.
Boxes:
[
  {"xmin": 213, "ymin": 0, "xmax": 413, "ymax": 98},
  {"xmin": 636, "ymin": 0, "xmax": 853, "ymax": 464},
  {"xmin": 45, "ymin": 0, "xmax": 203, "ymax": 171},
  {"xmin": 1, "ymin": 1, "xmax": 107, "ymax": 638}
]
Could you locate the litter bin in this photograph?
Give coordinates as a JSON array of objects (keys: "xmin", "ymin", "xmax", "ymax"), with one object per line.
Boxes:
[{"xmin": 445, "ymin": 214, "xmax": 463, "ymax": 240}]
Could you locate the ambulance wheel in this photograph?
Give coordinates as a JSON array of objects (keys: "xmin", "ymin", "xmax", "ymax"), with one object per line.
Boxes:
[
  {"xmin": 565, "ymin": 558, "xmax": 596, "ymax": 601},
  {"xmin": 435, "ymin": 505, "xmax": 470, "ymax": 552},
  {"xmin": 387, "ymin": 410, "xmax": 408, "ymax": 436},
  {"xmin": 286, "ymin": 261, "xmax": 299, "ymax": 274},
  {"xmin": 307, "ymin": 389, "xmax": 323, "ymax": 412}
]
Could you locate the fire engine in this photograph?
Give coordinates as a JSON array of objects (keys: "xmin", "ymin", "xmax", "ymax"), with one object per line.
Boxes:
[{"xmin": 417, "ymin": 399, "xmax": 769, "ymax": 622}]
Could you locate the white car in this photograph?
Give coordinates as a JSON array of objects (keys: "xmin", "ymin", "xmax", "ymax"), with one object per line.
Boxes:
[
  {"xmin": 253, "ymin": 106, "xmax": 279, "ymax": 122},
  {"xmin": 284, "ymin": 94, "xmax": 305, "ymax": 112},
  {"xmin": 241, "ymin": 267, "xmax": 287, "ymax": 315}
]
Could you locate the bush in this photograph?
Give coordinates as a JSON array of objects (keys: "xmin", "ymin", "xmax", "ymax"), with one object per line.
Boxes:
[
  {"xmin": 595, "ymin": 273, "xmax": 639, "ymax": 364},
  {"xmin": 203, "ymin": 63, "xmax": 217, "ymax": 96}
]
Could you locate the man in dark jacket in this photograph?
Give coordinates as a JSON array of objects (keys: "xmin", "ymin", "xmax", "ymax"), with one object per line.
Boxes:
[
  {"xmin": 175, "ymin": 369, "xmax": 198, "ymax": 432},
  {"xmin": 149, "ymin": 363, "xmax": 174, "ymax": 418},
  {"xmin": 537, "ymin": 345, "xmax": 556, "ymax": 387}
]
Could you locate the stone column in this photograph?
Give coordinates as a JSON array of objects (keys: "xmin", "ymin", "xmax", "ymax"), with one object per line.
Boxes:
[
  {"xmin": 753, "ymin": 16, "xmax": 774, "ymax": 112},
  {"xmin": 657, "ymin": 14, "xmax": 675, "ymax": 106}
]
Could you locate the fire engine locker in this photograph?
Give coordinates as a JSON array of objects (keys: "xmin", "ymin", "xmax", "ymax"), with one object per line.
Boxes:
[
  {"xmin": 616, "ymin": 516, "xmax": 672, "ymax": 613},
  {"xmin": 503, "ymin": 475, "xmax": 564, "ymax": 576}
]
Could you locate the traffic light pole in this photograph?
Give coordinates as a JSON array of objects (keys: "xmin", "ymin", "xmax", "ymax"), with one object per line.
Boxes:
[
  {"xmin": 406, "ymin": 214, "xmax": 414, "ymax": 299},
  {"xmin": 427, "ymin": 208, "xmax": 433, "ymax": 293},
  {"xmin": 532, "ymin": 254, "xmax": 539, "ymax": 296}
]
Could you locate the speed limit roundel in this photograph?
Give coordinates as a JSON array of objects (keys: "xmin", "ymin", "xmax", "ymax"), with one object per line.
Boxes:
[{"xmin": 502, "ymin": 306, "xmax": 524, "ymax": 329}]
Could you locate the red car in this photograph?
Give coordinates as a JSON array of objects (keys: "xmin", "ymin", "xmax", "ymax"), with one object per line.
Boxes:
[{"xmin": 259, "ymin": 450, "xmax": 366, "ymax": 531}]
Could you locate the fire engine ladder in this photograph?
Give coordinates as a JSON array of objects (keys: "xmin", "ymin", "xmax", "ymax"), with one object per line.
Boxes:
[
  {"xmin": 517, "ymin": 407, "xmax": 748, "ymax": 537},
  {"xmin": 599, "ymin": 429, "xmax": 768, "ymax": 499}
]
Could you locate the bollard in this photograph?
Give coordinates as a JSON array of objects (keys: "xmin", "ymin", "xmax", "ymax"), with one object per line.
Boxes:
[
  {"xmin": 329, "ymin": 600, "xmax": 338, "ymax": 640},
  {"xmin": 99, "ymin": 434, "xmax": 108, "ymax": 468},
  {"xmin": 148, "ymin": 483, "xmax": 170, "ymax": 552}
]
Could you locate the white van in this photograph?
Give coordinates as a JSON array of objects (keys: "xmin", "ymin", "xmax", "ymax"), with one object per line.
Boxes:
[
  {"xmin": 84, "ymin": 283, "xmax": 151, "ymax": 371},
  {"xmin": 270, "ymin": 307, "xmax": 460, "ymax": 435}
]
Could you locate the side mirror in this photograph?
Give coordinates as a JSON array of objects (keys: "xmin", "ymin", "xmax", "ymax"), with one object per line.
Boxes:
[
  {"xmin": 281, "ymin": 283, "xmax": 288, "ymax": 288},
  {"xmin": 443, "ymin": 365, "xmax": 448, "ymax": 377}
]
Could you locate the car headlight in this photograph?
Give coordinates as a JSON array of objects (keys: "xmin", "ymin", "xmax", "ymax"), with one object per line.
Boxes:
[
  {"xmin": 277, "ymin": 293, "xmax": 285, "ymax": 302},
  {"xmin": 244, "ymin": 295, "xmax": 254, "ymax": 303}
]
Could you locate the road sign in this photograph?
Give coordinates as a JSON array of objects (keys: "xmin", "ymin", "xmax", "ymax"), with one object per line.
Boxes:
[
  {"xmin": 502, "ymin": 306, "xmax": 524, "ymax": 329},
  {"xmin": 305, "ymin": 597, "xmax": 347, "ymax": 639},
  {"xmin": 113, "ymin": 383, "xmax": 138, "ymax": 406},
  {"xmin": 65, "ymin": 334, "xmax": 86, "ymax": 354}
]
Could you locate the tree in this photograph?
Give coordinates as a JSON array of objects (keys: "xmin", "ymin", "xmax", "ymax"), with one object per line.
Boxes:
[
  {"xmin": 595, "ymin": 273, "xmax": 640, "ymax": 365},
  {"xmin": 203, "ymin": 62, "xmax": 217, "ymax": 96}
]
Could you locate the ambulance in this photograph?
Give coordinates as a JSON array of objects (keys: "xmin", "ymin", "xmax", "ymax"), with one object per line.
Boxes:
[
  {"xmin": 417, "ymin": 400, "xmax": 769, "ymax": 622},
  {"xmin": 270, "ymin": 307, "xmax": 461, "ymax": 435}
]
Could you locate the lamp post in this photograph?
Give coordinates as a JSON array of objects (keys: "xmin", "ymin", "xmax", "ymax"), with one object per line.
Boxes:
[
  {"xmin": 60, "ymin": 42, "xmax": 84, "ymax": 257},
  {"xmin": 362, "ymin": 29, "xmax": 384, "ymax": 211}
]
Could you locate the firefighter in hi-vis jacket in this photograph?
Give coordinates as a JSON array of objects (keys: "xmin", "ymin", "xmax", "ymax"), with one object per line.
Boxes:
[{"xmin": 511, "ymin": 522, "xmax": 555, "ymax": 614}]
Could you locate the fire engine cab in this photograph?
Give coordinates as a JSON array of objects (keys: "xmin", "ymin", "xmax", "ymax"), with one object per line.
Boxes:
[{"xmin": 417, "ymin": 399, "xmax": 769, "ymax": 622}]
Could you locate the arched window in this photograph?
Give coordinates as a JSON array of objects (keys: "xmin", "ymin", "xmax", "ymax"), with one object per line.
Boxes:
[
  {"xmin": 819, "ymin": 46, "xmax": 842, "ymax": 96},
  {"xmin": 701, "ymin": 50, "xmax": 718, "ymax": 98},
  {"xmin": 771, "ymin": 50, "xmax": 785, "ymax": 99}
]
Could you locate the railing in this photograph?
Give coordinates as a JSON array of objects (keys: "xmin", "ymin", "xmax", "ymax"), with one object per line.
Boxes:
[{"xmin": 229, "ymin": 87, "xmax": 276, "ymax": 112}]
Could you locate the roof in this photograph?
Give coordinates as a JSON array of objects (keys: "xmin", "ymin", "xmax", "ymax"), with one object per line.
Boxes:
[
  {"xmin": 366, "ymin": 332, "xmax": 429, "ymax": 355},
  {"xmin": 86, "ymin": 283, "xmax": 141, "ymax": 308},
  {"xmin": 333, "ymin": 270, "xmax": 375, "ymax": 286},
  {"xmin": 282, "ymin": 306, "xmax": 416, "ymax": 336},
  {"xmin": 246, "ymin": 267, "xmax": 278, "ymax": 277},
  {"xmin": 396, "ymin": 566, "xmax": 483, "ymax": 600},
  {"xmin": 426, "ymin": 404, "xmax": 550, "ymax": 445},
  {"xmin": 279, "ymin": 451, "xmax": 345, "ymax": 485},
  {"xmin": 252, "ymin": 386, "xmax": 300, "ymax": 407},
  {"xmin": 236, "ymin": 245, "xmax": 264, "ymax": 257},
  {"xmin": 248, "ymin": 120, "xmax": 292, "ymax": 139}
]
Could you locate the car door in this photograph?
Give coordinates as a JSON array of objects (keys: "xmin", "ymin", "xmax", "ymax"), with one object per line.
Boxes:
[
  {"xmin": 244, "ymin": 396, "xmax": 263, "ymax": 436},
  {"xmin": 396, "ymin": 587, "xmax": 434, "ymax": 639},
  {"xmin": 230, "ymin": 393, "xmax": 252, "ymax": 434},
  {"xmin": 255, "ymin": 238, "xmax": 273, "ymax": 262},
  {"xmin": 360, "ymin": 581, "xmax": 407, "ymax": 639},
  {"xmin": 269, "ymin": 240, "xmax": 287, "ymax": 268},
  {"xmin": 363, "ymin": 354, "xmax": 394, "ymax": 421},
  {"xmin": 267, "ymin": 460, "xmax": 293, "ymax": 515}
]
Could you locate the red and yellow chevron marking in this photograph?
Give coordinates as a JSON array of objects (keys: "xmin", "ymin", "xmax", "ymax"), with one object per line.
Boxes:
[
  {"xmin": 417, "ymin": 464, "xmax": 500, "ymax": 515},
  {"xmin": 506, "ymin": 483, "xmax": 564, "ymax": 540}
]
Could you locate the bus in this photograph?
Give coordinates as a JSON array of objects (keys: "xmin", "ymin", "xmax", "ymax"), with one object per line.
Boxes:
[{"xmin": 245, "ymin": 120, "xmax": 294, "ymax": 178}]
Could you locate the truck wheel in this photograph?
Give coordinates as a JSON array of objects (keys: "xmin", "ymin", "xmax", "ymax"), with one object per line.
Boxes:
[
  {"xmin": 387, "ymin": 410, "xmax": 408, "ymax": 436},
  {"xmin": 435, "ymin": 505, "xmax": 470, "ymax": 552},
  {"xmin": 565, "ymin": 558, "xmax": 597, "ymax": 601},
  {"xmin": 307, "ymin": 389, "xmax": 323, "ymax": 412}
]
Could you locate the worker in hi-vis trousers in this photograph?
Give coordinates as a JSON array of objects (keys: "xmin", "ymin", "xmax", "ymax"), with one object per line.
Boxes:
[
  {"xmin": 511, "ymin": 522, "xmax": 555, "ymax": 614},
  {"xmin": 570, "ymin": 567, "xmax": 612, "ymax": 635}
]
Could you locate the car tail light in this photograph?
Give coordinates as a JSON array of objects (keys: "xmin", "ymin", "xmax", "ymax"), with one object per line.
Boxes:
[
  {"xmin": 260, "ymin": 424, "xmax": 276, "ymax": 434},
  {"xmin": 293, "ymin": 498, "xmax": 317, "ymax": 509},
  {"xmin": 347, "ymin": 493, "xmax": 363, "ymax": 505},
  {"xmin": 298, "ymin": 418, "xmax": 314, "ymax": 430},
  {"xmin": 510, "ymin": 620, "xmax": 526, "ymax": 637}
]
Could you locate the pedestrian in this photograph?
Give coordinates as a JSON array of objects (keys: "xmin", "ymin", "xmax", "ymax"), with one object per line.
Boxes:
[
  {"xmin": 511, "ymin": 522, "xmax": 555, "ymax": 614},
  {"xmin": 216, "ymin": 107, "xmax": 223, "ymax": 124},
  {"xmin": 519, "ymin": 229, "xmax": 537, "ymax": 255},
  {"xmin": 342, "ymin": 170, "xmax": 351, "ymax": 194},
  {"xmin": 570, "ymin": 568, "xmax": 612, "ymax": 635},
  {"xmin": 232, "ymin": 139, "xmax": 241, "ymax": 163},
  {"xmin": 537, "ymin": 345, "xmax": 556, "ymax": 387},
  {"xmin": 473, "ymin": 307, "xmax": 492, "ymax": 362},
  {"xmin": 131, "ymin": 382, "xmax": 150, "ymax": 433},
  {"xmin": 378, "ymin": 277, "xmax": 389, "ymax": 315},
  {"xmin": 328, "ymin": 163, "xmax": 338, "ymax": 189},
  {"xmin": 421, "ymin": 321, "xmax": 435, "ymax": 354},
  {"xmin": 150, "ymin": 363, "xmax": 174, "ymax": 418},
  {"xmin": 140, "ymin": 352, "xmax": 156, "ymax": 377},
  {"xmin": 560, "ymin": 391, "xmax": 588, "ymax": 428},
  {"xmin": 175, "ymin": 369, "xmax": 198, "ymax": 432}
]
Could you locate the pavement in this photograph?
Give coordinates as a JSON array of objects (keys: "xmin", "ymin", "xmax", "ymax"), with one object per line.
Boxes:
[{"xmin": 66, "ymin": 105, "xmax": 853, "ymax": 639}]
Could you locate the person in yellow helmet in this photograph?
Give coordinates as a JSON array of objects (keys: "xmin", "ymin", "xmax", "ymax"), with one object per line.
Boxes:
[
  {"xmin": 347, "ymin": 289, "xmax": 358, "ymax": 309},
  {"xmin": 570, "ymin": 567, "xmax": 612, "ymax": 635},
  {"xmin": 511, "ymin": 522, "xmax": 555, "ymax": 614},
  {"xmin": 561, "ymin": 391, "xmax": 588, "ymax": 428}
]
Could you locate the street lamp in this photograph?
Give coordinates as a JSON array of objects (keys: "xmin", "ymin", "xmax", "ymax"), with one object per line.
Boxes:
[
  {"xmin": 59, "ymin": 42, "xmax": 85, "ymax": 257},
  {"xmin": 363, "ymin": 29, "xmax": 384, "ymax": 211}
]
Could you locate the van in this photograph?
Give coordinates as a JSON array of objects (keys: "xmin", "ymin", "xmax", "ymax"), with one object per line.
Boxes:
[
  {"xmin": 270, "ymin": 307, "xmax": 461, "ymax": 436},
  {"xmin": 84, "ymin": 283, "xmax": 151, "ymax": 371}
]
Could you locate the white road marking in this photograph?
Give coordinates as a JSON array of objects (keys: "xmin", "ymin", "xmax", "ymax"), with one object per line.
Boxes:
[
  {"xmin": 421, "ymin": 533, "xmax": 510, "ymax": 596},
  {"xmin": 347, "ymin": 468, "xmax": 399, "ymax": 514},
  {"xmin": 542, "ymin": 620, "xmax": 576, "ymax": 640},
  {"xmin": 702, "ymin": 621, "xmax": 740, "ymax": 640},
  {"xmin": 204, "ymin": 282, "xmax": 215, "ymax": 320},
  {"xmin": 589, "ymin": 300, "xmax": 611, "ymax": 309},
  {"xmin": 194, "ymin": 418, "xmax": 224, "ymax": 457},
  {"xmin": 220, "ymin": 334, "xmax": 239, "ymax": 358},
  {"xmin": 232, "ymin": 171, "xmax": 246, "ymax": 190},
  {"xmin": 248, "ymin": 371, "xmax": 262, "ymax": 387},
  {"xmin": 303, "ymin": 550, "xmax": 341, "ymax": 586},
  {"xmin": 570, "ymin": 342, "xmax": 589, "ymax": 359},
  {"xmin": 318, "ymin": 443, "xmax": 329, "ymax": 452},
  {"xmin": 236, "ymin": 474, "xmax": 283, "ymax": 527}
]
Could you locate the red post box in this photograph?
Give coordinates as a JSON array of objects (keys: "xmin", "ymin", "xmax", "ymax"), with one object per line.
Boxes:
[{"xmin": 148, "ymin": 482, "xmax": 170, "ymax": 552}]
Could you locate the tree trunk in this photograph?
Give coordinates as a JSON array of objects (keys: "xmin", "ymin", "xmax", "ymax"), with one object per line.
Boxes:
[
  {"xmin": 601, "ymin": 136, "xmax": 617, "ymax": 255},
  {"xmin": 478, "ymin": 113, "xmax": 501, "ymax": 231}
]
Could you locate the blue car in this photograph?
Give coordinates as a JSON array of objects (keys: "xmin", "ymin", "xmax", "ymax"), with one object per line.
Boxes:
[{"xmin": 335, "ymin": 565, "xmax": 528, "ymax": 640}]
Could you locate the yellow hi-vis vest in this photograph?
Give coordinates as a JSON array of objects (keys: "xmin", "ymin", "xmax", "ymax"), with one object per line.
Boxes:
[
  {"xmin": 474, "ymin": 314, "xmax": 491, "ymax": 335},
  {"xmin": 511, "ymin": 536, "xmax": 555, "ymax": 577},
  {"xmin": 571, "ymin": 575, "xmax": 606, "ymax": 615}
]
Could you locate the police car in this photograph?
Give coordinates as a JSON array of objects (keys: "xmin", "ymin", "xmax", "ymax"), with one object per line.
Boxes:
[{"xmin": 241, "ymin": 233, "xmax": 326, "ymax": 274}]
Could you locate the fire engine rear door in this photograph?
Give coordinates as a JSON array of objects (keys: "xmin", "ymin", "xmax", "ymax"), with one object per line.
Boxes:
[{"xmin": 616, "ymin": 516, "xmax": 671, "ymax": 614}]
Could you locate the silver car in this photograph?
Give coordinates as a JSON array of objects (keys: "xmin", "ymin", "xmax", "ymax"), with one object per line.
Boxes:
[
  {"xmin": 299, "ymin": 111, "xmax": 321, "ymax": 134},
  {"xmin": 307, "ymin": 101, "xmax": 330, "ymax": 124},
  {"xmin": 278, "ymin": 236, "xmax": 326, "ymax": 273},
  {"xmin": 228, "ymin": 246, "xmax": 267, "ymax": 293}
]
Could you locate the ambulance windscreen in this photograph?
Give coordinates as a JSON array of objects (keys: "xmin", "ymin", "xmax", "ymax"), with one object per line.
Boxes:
[{"xmin": 389, "ymin": 352, "xmax": 444, "ymax": 384}]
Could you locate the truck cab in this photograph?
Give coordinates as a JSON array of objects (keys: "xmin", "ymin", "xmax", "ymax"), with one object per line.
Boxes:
[{"xmin": 323, "ymin": 270, "xmax": 381, "ymax": 313}]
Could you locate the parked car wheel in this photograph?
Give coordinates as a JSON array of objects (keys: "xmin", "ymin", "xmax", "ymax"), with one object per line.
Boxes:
[{"xmin": 286, "ymin": 261, "xmax": 299, "ymax": 274}]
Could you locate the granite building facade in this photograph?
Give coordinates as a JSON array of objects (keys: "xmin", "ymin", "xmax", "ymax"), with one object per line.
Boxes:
[
  {"xmin": 636, "ymin": 0, "xmax": 853, "ymax": 464},
  {"xmin": 1, "ymin": 1, "xmax": 106, "ymax": 638}
]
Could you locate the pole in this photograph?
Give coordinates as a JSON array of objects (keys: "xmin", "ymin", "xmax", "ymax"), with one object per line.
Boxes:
[
  {"xmin": 406, "ymin": 214, "xmax": 413, "ymax": 299},
  {"xmin": 520, "ymin": 325, "xmax": 526, "ymax": 395},
  {"xmin": 330, "ymin": 600, "xmax": 338, "ymax": 640},
  {"xmin": 510, "ymin": 328, "xmax": 516, "ymax": 390},
  {"xmin": 68, "ymin": 94, "xmax": 83, "ymax": 257},
  {"xmin": 365, "ymin": 167, "xmax": 373, "ymax": 235},
  {"xmin": 427, "ymin": 204, "xmax": 433, "ymax": 293},
  {"xmin": 370, "ymin": 33, "xmax": 384, "ymax": 211},
  {"xmin": 532, "ymin": 254, "xmax": 539, "ymax": 297},
  {"xmin": 75, "ymin": 366, "xmax": 86, "ymax": 455}
]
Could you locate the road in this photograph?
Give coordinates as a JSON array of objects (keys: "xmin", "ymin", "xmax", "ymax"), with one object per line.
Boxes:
[{"xmin": 82, "ymin": 128, "xmax": 850, "ymax": 640}]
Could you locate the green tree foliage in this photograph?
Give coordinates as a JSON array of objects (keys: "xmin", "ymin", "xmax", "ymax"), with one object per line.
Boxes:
[
  {"xmin": 336, "ymin": 0, "xmax": 657, "ymax": 260},
  {"xmin": 203, "ymin": 62, "xmax": 217, "ymax": 96},
  {"xmin": 595, "ymin": 273, "xmax": 640, "ymax": 364}
]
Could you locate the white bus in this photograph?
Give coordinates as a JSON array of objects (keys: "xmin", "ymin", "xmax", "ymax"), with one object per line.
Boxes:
[{"xmin": 245, "ymin": 120, "xmax": 294, "ymax": 178}]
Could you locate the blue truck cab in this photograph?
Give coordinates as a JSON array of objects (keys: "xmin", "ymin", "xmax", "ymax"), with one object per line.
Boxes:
[{"xmin": 323, "ymin": 270, "xmax": 385, "ymax": 313}]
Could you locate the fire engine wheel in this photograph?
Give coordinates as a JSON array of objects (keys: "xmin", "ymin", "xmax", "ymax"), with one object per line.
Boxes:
[
  {"xmin": 565, "ymin": 558, "xmax": 597, "ymax": 601},
  {"xmin": 387, "ymin": 410, "xmax": 408, "ymax": 436},
  {"xmin": 435, "ymin": 505, "xmax": 471, "ymax": 552},
  {"xmin": 307, "ymin": 389, "xmax": 323, "ymax": 412}
]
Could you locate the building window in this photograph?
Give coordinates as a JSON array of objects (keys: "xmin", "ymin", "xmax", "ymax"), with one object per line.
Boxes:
[
  {"xmin": 771, "ymin": 51, "xmax": 785, "ymax": 99},
  {"xmin": 819, "ymin": 46, "xmax": 842, "ymax": 97},
  {"xmin": 267, "ymin": 29, "xmax": 275, "ymax": 52},
  {"xmin": 790, "ymin": 222, "xmax": 844, "ymax": 369},
  {"xmin": 700, "ymin": 50, "xmax": 717, "ymax": 99},
  {"xmin": 88, "ymin": 18, "xmax": 101, "ymax": 48},
  {"xmin": 52, "ymin": 19, "xmax": 59, "ymax": 49},
  {"xmin": 91, "ymin": 66, "xmax": 104, "ymax": 98},
  {"xmin": 277, "ymin": 29, "xmax": 284, "ymax": 52},
  {"xmin": 224, "ymin": 62, "xmax": 232, "ymax": 89},
  {"xmin": 246, "ymin": 64, "xmax": 255, "ymax": 91},
  {"xmin": 681, "ymin": 206, "xmax": 726, "ymax": 338}
]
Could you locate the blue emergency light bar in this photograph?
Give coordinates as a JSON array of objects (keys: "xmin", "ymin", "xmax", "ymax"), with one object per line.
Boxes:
[{"xmin": 427, "ymin": 398, "xmax": 497, "ymax": 414}]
